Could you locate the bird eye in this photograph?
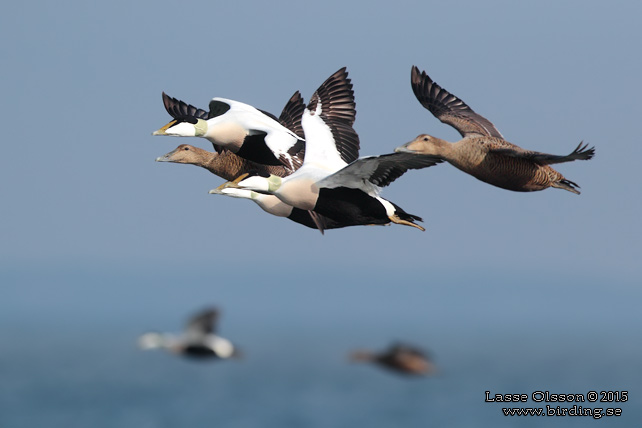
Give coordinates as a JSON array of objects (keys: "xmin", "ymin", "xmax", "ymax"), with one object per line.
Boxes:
[
  {"xmin": 423, "ymin": 137, "xmax": 429, "ymax": 141},
  {"xmin": 183, "ymin": 147, "xmax": 189, "ymax": 151}
]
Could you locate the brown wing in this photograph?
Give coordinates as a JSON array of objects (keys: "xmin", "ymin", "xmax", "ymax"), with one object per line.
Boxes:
[
  {"xmin": 487, "ymin": 140, "xmax": 595, "ymax": 165},
  {"xmin": 411, "ymin": 66, "xmax": 504, "ymax": 139}
]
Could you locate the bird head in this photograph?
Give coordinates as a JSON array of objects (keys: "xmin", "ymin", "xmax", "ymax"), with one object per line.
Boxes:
[
  {"xmin": 155, "ymin": 144, "xmax": 206, "ymax": 164},
  {"xmin": 395, "ymin": 134, "xmax": 444, "ymax": 156},
  {"xmin": 152, "ymin": 92, "xmax": 209, "ymax": 137}
]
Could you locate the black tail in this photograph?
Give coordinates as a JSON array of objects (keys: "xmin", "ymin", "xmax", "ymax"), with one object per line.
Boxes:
[
  {"xmin": 391, "ymin": 202, "xmax": 423, "ymax": 223},
  {"xmin": 554, "ymin": 178, "xmax": 581, "ymax": 195}
]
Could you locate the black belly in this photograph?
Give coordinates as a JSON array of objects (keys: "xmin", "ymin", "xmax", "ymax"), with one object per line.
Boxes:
[
  {"xmin": 236, "ymin": 133, "xmax": 283, "ymax": 166},
  {"xmin": 313, "ymin": 187, "xmax": 389, "ymax": 226},
  {"xmin": 183, "ymin": 345, "xmax": 219, "ymax": 358}
]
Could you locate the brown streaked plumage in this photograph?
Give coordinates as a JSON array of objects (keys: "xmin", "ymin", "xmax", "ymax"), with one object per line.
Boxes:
[
  {"xmin": 155, "ymin": 144, "xmax": 293, "ymax": 181},
  {"xmin": 350, "ymin": 343, "xmax": 435, "ymax": 376},
  {"xmin": 395, "ymin": 66, "xmax": 595, "ymax": 194}
]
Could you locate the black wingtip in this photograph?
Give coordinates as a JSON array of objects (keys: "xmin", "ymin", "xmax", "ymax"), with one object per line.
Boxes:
[
  {"xmin": 161, "ymin": 92, "xmax": 209, "ymax": 122},
  {"xmin": 411, "ymin": 65, "xmax": 434, "ymax": 88},
  {"xmin": 411, "ymin": 65, "xmax": 420, "ymax": 81},
  {"xmin": 559, "ymin": 179, "xmax": 581, "ymax": 194},
  {"xmin": 574, "ymin": 141, "xmax": 596, "ymax": 160}
]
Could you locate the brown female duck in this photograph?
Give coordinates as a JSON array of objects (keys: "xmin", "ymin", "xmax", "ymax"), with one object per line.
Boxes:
[
  {"xmin": 396, "ymin": 66, "xmax": 595, "ymax": 194},
  {"xmin": 350, "ymin": 342, "xmax": 434, "ymax": 376},
  {"xmin": 156, "ymin": 144, "xmax": 295, "ymax": 181},
  {"xmin": 155, "ymin": 90, "xmax": 307, "ymax": 179}
]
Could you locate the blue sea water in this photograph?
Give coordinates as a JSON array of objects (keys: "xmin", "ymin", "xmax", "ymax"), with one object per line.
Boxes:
[{"xmin": 1, "ymin": 266, "xmax": 641, "ymax": 427}]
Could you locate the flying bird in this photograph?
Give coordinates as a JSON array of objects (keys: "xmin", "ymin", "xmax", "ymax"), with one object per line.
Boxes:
[
  {"xmin": 219, "ymin": 69, "xmax": 442, "ymax": 231},
  {"xmin": 153, "ymin": 90, "xmax": 307, "ymax": 173},
  {"xmin": 155, "ymin": 69, "xmax": 362, "ymax": 233},
  {"xmin": 395, "ymin": 66, "xmax": 594, "ymax": 194},
  {"xmin": 138, "ymin": 307, "xmax": 240, "ymax": 360},
  {"xmin": 350, "ymin": 342, "xmax": 435, "ymax": 376},
  {"xmin": 208, "ymin": 186, "xmax": 354, "ymax": 233}
]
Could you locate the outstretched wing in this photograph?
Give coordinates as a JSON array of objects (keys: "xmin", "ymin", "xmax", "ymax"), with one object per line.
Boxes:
[
  {"xmin": 185, "ymin": 308, "xmax": 219, "ymax": 335},
  {"xmin": 279, "ymin": 91, "xmax": 306, "ymax": 139},
  {"xmin": 305, "ymin": 67, "xmax": 360, "ymax": 166},
  {"xmin": 161, "ymin": 93, "xmax": 225, "ymax": 153},
  {"xmin": 277, "ymin": 91, "xmax": 306, "ymax": 170},
  {"xmin": 488, "ymin": 141, "xmax": 595, "ymax": 165},
  {"xmin": 318, "ymin": 152, "xmax": 442, "ymax": 194},
  {"xmin": 411, "ymin": 66, "xmax": 503, "ymax": 139},
  {"xmin": 162, "ymin": 92, "xmax": 210, "ymax": 122}
]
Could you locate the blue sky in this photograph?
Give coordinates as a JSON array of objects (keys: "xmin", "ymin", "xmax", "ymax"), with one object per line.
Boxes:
[
  {"xmin": 1, "ymin": 1, "xmax": 640, "ymax": 318},
  {"xmin": 2, "ymin": 2, "xmax": 642, "ymax": 425}
]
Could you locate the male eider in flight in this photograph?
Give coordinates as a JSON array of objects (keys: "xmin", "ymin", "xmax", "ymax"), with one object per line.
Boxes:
[
  {"xmin": 154, "ymin": 91, "xmax": 306, "ymax": 178},
  {"xmin": 218, "ymin": 70, "xmax": 442, "ymax": 231},
  {"xmin": 350, "ymin": 343, "xmax": 435, "ymax": 376},
  {"xmin": 155, "ymin": 69, "xmax": 361, "ymax": 233},
  {"xmin": 138, "ymin": 308, "xmax": 240, "ymax": 360},
  {"xmin": 152, "ymin": 85, "xmax": 310, "ymax": 172},
  {"xmin": 154, "ymin": 69, "xmax": 360, "ymax": 178},
  {"xmin": 395, "ymin": 66, "xmax": 595, "ymax": 194}
]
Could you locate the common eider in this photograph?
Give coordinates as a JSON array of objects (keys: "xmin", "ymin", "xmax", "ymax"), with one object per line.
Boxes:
[
  {"xmin": 208, "ymin": 186, "xmax": 353, "ymax": 233},
  {"xmin": 155, "ymin": 69, "xmax": 362, "ymax": 233},
  {"xmin": 395, "ymin": 66, "xmax": 595, "ymax": 194},
  {"xmin": 220, "ymin": 69, "xmax": 441, "ymax": 231},
  {"xmin": 138, "ymin": 308, "xmax": 240, "ymax": 360},
  {"xmin": 153, "ymin": 83, "xmax": 311, "ymax": 172},
  {"xmin": 350, "ymin": 342, "xmax": 435, "ymax": 376}
]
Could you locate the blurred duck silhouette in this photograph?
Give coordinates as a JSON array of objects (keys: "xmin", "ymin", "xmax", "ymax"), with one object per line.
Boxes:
[
  {"xmin": 350, "ymin": 342, "xmax": 435, "ymax": 376},
  {"xmin": 138, "ymin": 307, "xmax": 240, "ymax": 360}
]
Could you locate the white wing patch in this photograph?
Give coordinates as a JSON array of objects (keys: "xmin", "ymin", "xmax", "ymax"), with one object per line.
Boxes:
[
  {"xmin": 207, "ymin": 335, "xmax": 235, "ymax": 358},
  {"xmin": 300, "ymin": 106, "xmax": 347, "ymax": 173}
]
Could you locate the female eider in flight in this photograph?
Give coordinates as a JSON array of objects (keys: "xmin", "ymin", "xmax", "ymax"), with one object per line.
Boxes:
[
  {"xmin": 156, "ymin": 143, "xmax": 296, "ymax": 182},
  {"xmin": 350, "ymin": 343, "xmax": 435, "ymax": 376},
  {"xmin": 218, "ymin": 70, "xmax": 442, "ymax": 231},
  {"xmin": 152, "ymin": 82, "xmax": 313, "ymax": 172},
  {"xmin": 138, "ymin": 308, "xmax": 240, "ymax": 360},
  {"xmin": 395, "ymin": 66, "xmax": 595, "ymax": 194}
]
